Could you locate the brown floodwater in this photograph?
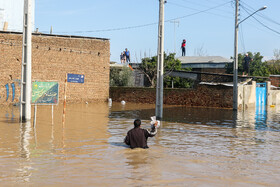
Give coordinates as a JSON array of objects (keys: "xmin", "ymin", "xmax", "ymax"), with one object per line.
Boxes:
[{"xmin": 0, "ymin": 103, "xmax": 280, "ymax": 186}]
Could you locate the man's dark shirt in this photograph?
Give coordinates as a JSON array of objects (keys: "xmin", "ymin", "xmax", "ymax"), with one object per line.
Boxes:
[
  {"xmin": 244, "ymin": 56, "xmax": 251, "ymax": 67},
  {"xmin": 124, "ymin": 127, "xmax": 156, "ymax": 149}
]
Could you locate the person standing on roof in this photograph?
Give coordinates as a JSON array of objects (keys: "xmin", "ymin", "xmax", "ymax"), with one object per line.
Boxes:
[
  {"xmin": 125, "ymin": 48, "xmax": 130, "ymax": 63},
  {"xmin": 243, "ymin": 53, "xmax": 253, "ymax": 76},
  {"xmin": 181, "ymin": 39, "xmax": 186, "ymax": 56},
  {"xmin": 120, "ymin": 52, "xmax": 125, "ymax": 64}
]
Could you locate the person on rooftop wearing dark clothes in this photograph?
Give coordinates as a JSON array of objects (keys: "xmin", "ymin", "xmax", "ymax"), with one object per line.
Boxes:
[
  {"xmin": 125, "ymin": 48, "xmax": 130, "ymax": 63},
  {"xmin": 243, "ymin": 53, "xmax": 253, "ymax": 76},
  {"xmin": 124, "ymin": 119, "xmax": 157, "ymax": 149},
  {"xmin": 181, "ymin": 39, "xmax": 186, "ymax": 56}
]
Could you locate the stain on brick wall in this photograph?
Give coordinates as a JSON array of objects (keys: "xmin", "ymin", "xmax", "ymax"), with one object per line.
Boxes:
[{"xmin": 0, "ymin": 31, "xmax": 110, "ymax": 105}]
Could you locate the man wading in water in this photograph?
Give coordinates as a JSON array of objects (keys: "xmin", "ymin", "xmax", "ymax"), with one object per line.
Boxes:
[{"xmin": 124, "ymin": 119, "xmax": 158, "ymax": 149}]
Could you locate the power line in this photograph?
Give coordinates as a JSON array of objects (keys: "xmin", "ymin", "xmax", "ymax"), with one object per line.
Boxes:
[
  {"xmin": 168, "ymin": 1, "xmax": 233, "ymax": 19},
  {"xmin": 173, "ymin": 0, "xmax": 234, "ymax": 15},
  {"xmin": 240, "ymin": 2, "xmax": 280, "ymax": 27},
  {"xmin": 44, "ymin": 22, "xmax": 158, "ymax": 34},
  {"xmin": 239, "ymin": 0, "xmax": 246, "ymax": 53},
  {"xmin": 167, "ymin": 1, "xmax": 233, "ymax": 21},
  {"xmin": 239, "ymin": 24, "xmax": 246, "ymax": 53},
  {"xmin": 41, "ymin": 1, "xmax": 233, "ymax": 34},
  {"xmin": 251, "ymin": 15, "xmax": 280, "ymax": 36},
  {"xmin": 241, "ymin": 5, "xmax": 280, "ymax": 36}
]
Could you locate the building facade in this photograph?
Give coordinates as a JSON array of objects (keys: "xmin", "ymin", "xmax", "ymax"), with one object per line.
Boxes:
[{"xmin": 0, "ymin": 31, "xmax": 110, "ymax": 105}]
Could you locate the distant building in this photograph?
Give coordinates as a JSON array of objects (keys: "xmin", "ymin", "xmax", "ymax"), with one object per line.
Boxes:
[
  {"xmin": 125, "ymin": 56, "xmax": 233, "ymax": 87},
  {"xmin": 0, "ymin": 0, "xmax": 35, "ymax": 32},
  {"xmin": 177, "ymin": 56, "xmax": 232, "ymax": 73}
]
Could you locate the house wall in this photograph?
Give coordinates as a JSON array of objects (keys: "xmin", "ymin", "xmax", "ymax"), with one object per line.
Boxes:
[
  {"xmin": 267, "ymin": 81, "xmax": 280, "ymax": 106},
  {"xmin": 0, "ymin": 31, "xmax": 110, "ymax": 105},
  {"xmin": 110, "ymin": 85, "xmax": 233, "ymax": 108},
  {"xmin": 110, "ymin": 81, "xmax": 280, "ymax": 109},
  {"xmin": 239, "ymin": 81, "xmax": 256, "ymax": 110},
  {"xmin": 240, "ymin": 81, "xmax": 280, "ymax": 109},
  {"xmin": 192, "ymin": 68, "xmax": 227, "ymax": 74},
  {"xmin": 270, "ymin": 90, "xmax": 280, "ymax": 106}
]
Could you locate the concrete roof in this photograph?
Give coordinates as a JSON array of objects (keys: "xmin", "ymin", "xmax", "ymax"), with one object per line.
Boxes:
[
  {"xmin": 177, "ymin": 56, "xmax": 232, "ymax": 64},
  {"xmin": 110, "ymin": 63, "xmax": 129, "ymax": 68}
]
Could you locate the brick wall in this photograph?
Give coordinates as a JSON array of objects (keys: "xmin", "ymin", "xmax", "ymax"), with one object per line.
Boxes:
[
  {"xmin": 0, "ymin": 31, "xmax": 110, "ymax": 105},
  {"xmin": 193, "ymin": 68, "xmax": 227, "ymax": 74},
  {"xmin": 200, "ymin": 73, "xmax": 233, "ymax": 82},
  {"xmin": 270, "ymin": 75, "xmax": 280, "ymax": 87},
  {"xmin": 110, "ymin": 85, "xmax": 233, "ymax": 108}
]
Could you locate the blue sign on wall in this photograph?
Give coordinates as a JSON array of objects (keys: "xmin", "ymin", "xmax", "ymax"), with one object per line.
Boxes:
[{"xmin": 67, "ymin": 73, "xmax": 85, "ymax": 83}]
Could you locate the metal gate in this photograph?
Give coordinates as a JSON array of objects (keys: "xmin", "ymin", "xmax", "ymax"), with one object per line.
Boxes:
[
  {"xmin": 255, "ymin": 83, "xmax": 267, "ymax": 130},
  {"xmin": 256, "ymin": 83, "xmax": 267, "ymax": 107}
]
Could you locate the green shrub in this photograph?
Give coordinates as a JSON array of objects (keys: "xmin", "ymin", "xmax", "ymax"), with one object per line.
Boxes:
[{"xmin": 110, "ymin": 67, "xmax": 134, "ymax": 87}]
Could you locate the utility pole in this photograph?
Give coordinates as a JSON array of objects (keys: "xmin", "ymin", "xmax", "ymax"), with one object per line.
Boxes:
[
  {"xmin": 156, "ymin": 0, "xmax": 165, "ymax": 119},
  {"xmin": 20, "ymin": 0, "xmax": 33, "ymax": 121},
  {"xmin": 233, "ymin": 2, "xmax": 266, "ymax": 110},
  {"xmin": 233, "ymin": 0, "xmax": 239, "ymax": 110},
  {"xmin": 170, "ymin": 20, "xmax": 179, "ymax": 54}
]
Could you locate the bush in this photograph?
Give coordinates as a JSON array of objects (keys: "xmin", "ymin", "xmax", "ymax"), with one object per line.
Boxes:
[{"xmin": 110, "ymin": 67, "xmax": 134, "ymax": 87}]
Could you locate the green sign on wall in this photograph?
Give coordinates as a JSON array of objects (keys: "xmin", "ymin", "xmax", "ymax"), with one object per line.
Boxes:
[{"xmin": 32, "ymin": 82, "xmax": 59, "ymax": 104}]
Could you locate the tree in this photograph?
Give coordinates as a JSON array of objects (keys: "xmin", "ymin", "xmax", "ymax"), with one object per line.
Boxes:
[
  {"xmin": 225, "ymin": 52, "xmax": 269, "ymax": 77},
  {"xmin": 110, "ymin": 66, "xmax": 134, "ymax": 87},
  {"xmin": 261, "ymin": 49, "xmax": 280, "ymax": 75},
  {"xmin": 266, "ymin": 62, "xmax": 280, "ymax": 75},
  {"xmin": 249, "ymin": 52, "xmax": 269, "ymax": 77},
  {"xmin": 139, "ymin": 55, "xmax": 158, "ymax": 87},
  {"xmin": 139, "ymin": 53, "xmax": 193, "ymax": 88},
  {"xmin": 193, "ymin": 44, "xmax": 208, "ymax": 56}
]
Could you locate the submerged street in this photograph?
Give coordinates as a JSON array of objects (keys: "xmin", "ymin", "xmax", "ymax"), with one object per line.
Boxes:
[{"xmin": 0, "ymin": 103, "xmax": 280, "ymax": 186}]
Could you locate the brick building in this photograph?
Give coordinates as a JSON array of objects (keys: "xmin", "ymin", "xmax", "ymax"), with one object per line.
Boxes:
[
  {"xmin": 0, "ymin": 31, "xmax": 110, "ymax": 105},
  {"xmin": 270, "ymin": 75, "xmax": 280, "ymax": 88}
]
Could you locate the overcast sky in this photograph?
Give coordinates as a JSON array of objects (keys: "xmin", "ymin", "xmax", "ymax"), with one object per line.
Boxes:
[{"xmin": 35, "ymin": 0, "xmax": 280, "ymax": 63}]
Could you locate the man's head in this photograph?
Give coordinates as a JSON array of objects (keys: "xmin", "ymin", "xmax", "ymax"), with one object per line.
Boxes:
[
  {"xmin": 246, "ymin": 53, "xmax": 248, "ymax": 56},
  {"xmin": 134, "ymin": 119, "xmax": 141, "ymax": 128}
]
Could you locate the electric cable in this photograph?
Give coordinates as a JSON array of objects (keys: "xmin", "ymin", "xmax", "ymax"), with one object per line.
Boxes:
[
  {"xmin": 241, "ymin": 5, "xmax": 280, "ymax": 36},
  {"xmin": 168, "ymin": 1, "xmax": 233, "ymax": 19},
  {"xmin": 41, "ymin": 1, "xmax": 233, "ymax": 34},
  {"xmin": 173, "ymin": 0, "xmax": 234, "ymax": 15},
  {"xmin": 239, "ymin": 24, "xmax": 246, "ymax": 53},
  {"xmin": 167, "ymin": 1, "xmax": 232, "ymax": 22},
  {"xmin": 240, "ymin": 1, "xmax": 280, "ymax": 27},
  {"xmin": 250, "ymin": 16, "xmax": 280, "ymax": 36},
  {"xmin": 239, "ymin": 0, "xmax": 246, "ymax": 53}
]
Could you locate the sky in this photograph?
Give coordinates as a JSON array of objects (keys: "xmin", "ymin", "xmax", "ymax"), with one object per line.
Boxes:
[{"xmin": 34, "ymin": 0, "xmax": 280, "ymax": 63}]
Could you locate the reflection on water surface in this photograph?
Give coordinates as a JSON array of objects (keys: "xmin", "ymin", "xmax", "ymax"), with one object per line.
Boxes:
[{"xmin": 0, "ymin": 103, "xmax": 280, "ymax": 186}]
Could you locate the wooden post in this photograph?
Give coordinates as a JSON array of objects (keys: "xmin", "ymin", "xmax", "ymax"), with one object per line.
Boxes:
[
  {"xmin": 33, "ymin": 104, "xmax": 37, "ymax": 127},
  {"xmin": 3, "ymin": 22, "xmax": 8, "ymax": 31},
  {"xmin": 62, "ymin": 73, "xmax": 67, "ymax": 127},
  {"xmin": 33, "ymin": 105, "xmax": 37, "ymax": 148},
  {"xmin": 52, "ymin": 105, "xmax": 54, "ymax": 125}
]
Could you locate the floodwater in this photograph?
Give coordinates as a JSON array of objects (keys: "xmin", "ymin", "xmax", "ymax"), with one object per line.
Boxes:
[{"xmin": 0, "ymin": 103, "xmax": 280, "ymax": 186}]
